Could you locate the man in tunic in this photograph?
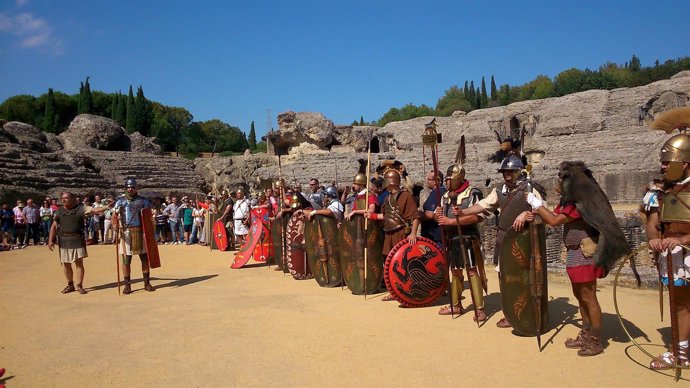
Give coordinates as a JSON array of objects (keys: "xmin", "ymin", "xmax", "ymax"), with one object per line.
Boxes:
[
  {"xmin": 112, "ymin": 178, "xmax": 155, "ymax": 294},
  {"xmin": 48, "ymin": 192, "xmax": 90, "ymax": 294},
  {"xmin": 233, "ymin": 189, "xmax": 251, "ymax": 248},
  {"xmin": 367, "ymin": 160, "xmax": 420, "ymax": 300},
  {"xmin": 307, "ymin": 186, "xmax": 344, "ymax": 223}
]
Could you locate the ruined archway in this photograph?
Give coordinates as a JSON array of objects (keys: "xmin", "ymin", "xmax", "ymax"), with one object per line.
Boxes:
[{"xmin": 369, "ymin": 136, "xmax": 380, "ymax": 153}]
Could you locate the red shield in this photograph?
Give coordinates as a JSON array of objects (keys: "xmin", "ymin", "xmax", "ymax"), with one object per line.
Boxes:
[
  {"xmin": 213, "ymin": 219, "xmax": 229, "ymax": 251},
  {"xmin": 141, "ymin": 208, "xmax": 160, "ymax": 269},
  {"xmin": 384, "ymin": 236, "xmax": 448, "ymax": 307}
]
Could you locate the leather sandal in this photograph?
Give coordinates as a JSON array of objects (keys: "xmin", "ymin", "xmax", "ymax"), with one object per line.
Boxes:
[
  {"xmin": 61, "ymin": 283, "xmax": 75, "ymax": 294},
  {"xmin": 577, "ymin": 335, "xmax": 604, "ymax": 357},
  {"xmin": 438, "ymin": 304, "xmax": 463, "ymax": 316},
  {"xmin": 144, "ymin": 282, "xmax": 156, "ymax": 292},
  {"xmin": 565, "ymin": 329, "xmax": 589, "ymax": 349},
  {"xmin": 473, "ymin": 309, "xmax": 487, "ymax": 322},
  {"xmin": 650, "ymin": 350, "xmax": 690, "ymax": 370},
  {"xmin": 76, "ymin": 284, "xmax": 88, "ymax": 295},
  {"xmin": 123, "ymin": 283, "xmax": 132, "ymax": 295},
  {"xmin": 381, "ymin": 294, "xmax": 396, "ymax": 302},
  {"xmin": 496, "ymin": 317, "xmax": 512, "ymax": 328}
]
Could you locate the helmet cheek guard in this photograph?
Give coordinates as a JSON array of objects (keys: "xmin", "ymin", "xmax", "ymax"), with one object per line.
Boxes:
[{"xmin": 445, "ymin": 164, "xmax": 465, "ymax": 191}]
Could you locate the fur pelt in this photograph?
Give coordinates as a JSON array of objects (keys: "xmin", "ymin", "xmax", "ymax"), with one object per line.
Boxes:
[{"xmin": 558, "ymin": 161, "xmax": 632, "ymax": 276}]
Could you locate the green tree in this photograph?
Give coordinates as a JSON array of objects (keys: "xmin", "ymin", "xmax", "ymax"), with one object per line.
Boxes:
[
  {"xmin": 0, "ymin": 95, "xmax": 40, "ymax": 125},
  {"xmin": 629, "ymin": 54, "xmax": 641, "ymax": 71},
  {"xmin": 83, "ymin": 77, "xmax": 93, "ymax": 114},
  {"xmin": 468, "ymin": 81, "xmax": 476, "ymax": 109},
  {"xmin": 435, "ymin": 85, "xmax": 471, "ymax": 116},
  {"xmin": 359, "ymin": 115, "xmax": 364, "ymax": 125},
  {"xmin": 480, "ymin": 76, "xmax": 488, "ymax": 108},
  {"xmin": 248, "ymin": 121, "xmax": 257, "ymax": 150},
  {"xmin": 490, "ymin": 75, "xmax": 497, "ymax": 101},
  {"xmin": 115, "ymin": 92, "xmax": 126, "ymax": 126},
  {"xmin": 553, "ymin": 68, "xmax": 585, "ymax": 96},
  {"xmin": 151, "ymin": 105, "xmax": 193, "ymax": 154},
  {"xmin": 463, "ymin": 81, "xmax": 469, "ymax": 99},
  {"xmin": 125, "ymin": 85, "xmax": 135, "ymax": 133},
  {"xmin": 42, "ymin": 88, "xmax": 58, "ymax": 133},
  {"xmin": 134, "ymin": 86, "xmax": 152, "ymax": 135}
]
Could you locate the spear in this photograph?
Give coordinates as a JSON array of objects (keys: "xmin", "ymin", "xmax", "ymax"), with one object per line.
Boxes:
[{"xmin": 364, "ymin": 132, "xmax": 372, "ymax": 299}]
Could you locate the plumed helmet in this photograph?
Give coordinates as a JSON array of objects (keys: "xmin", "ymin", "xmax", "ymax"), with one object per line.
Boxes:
[
  {"xmin": 125, "ymin": 178, "xmax": 137, "ymax": 188},
  {"xmin": 324, "ymin": 185, "xmax": 338, "ymax": 199},
  {"xmin": 353, "ymin": 173, "xmax": 368, "ymax": 186},
  {"xmin": 353, "ymin": 158, "xmax": 368, "ymax": 185},
  {"xmin": 445, "ymin": 163, "xmax": 466, "ymax": 191},
  {"xmin": 383, "ymin": 169, "xmax": 401, "ymax": 190},
  {"xmin": 660, "ymin": 134, "xmax": 690, "ymax": 163},
  {"xmin": 660, "ymin": 134, "xmax": 690, "ymax": 181},
  {"xmin": 498, "ymin": 155, "xmax": 524, "ymax": 172}
]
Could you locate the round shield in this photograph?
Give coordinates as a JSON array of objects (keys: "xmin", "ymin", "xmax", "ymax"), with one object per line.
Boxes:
[
  {"xmin": 305, "ymin": 215, "xmax": 342, "ymax": 287},
  {"xmin": 384, "ymin": 236, "xmax": 448, "ymax": 307},
  {"xmin": 339, "ymin": 215, "xmax": 384, "ymax": 295},
  {"xmin": 286, "ymin": 210, "xmax": 312, "ymax": 280}
]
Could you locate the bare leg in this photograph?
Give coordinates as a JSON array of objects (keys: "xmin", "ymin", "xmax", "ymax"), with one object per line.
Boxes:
[
  {"xmin": 63, "ymin": 263, "xmax": 74, "ymax": 283},
  {"xmin": 75, "ymin": 258, "xmax": 85, "ymax": 286}
]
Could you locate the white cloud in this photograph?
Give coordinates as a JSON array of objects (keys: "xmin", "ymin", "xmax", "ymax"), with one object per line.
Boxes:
[
  {"xmin": 0, "ymin": 12, "xmax": 62, "ymax": 54},
  {"xmin": 16, "ymin": 0, "xmax": 31, "ymax": 7}
]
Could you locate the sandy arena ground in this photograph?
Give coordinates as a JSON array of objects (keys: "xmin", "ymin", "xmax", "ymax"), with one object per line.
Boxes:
[{"xmin": 0, "ymin": 243, "xmax": 686, "ymax": 387}]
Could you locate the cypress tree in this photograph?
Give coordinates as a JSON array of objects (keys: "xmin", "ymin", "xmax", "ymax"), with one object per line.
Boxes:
[
  {"xmin": 110, "ymin": 93, "xmax": 117, "ymax": 120},
  {"xmin": 43, "ymin": 88, "xmax": 57, "ymax": 133},
  {"xmin": 83, "ymin": 77, "xmax": 92, "ymax": 114},
  {"xmin": 125, "ymin": 85, "xmax": 135, "ymax": 133},
  {"xmin": 248, "ymin": 121, "xmax": 257, "ymax": 150},
  {"xmin": 78, "ymin": 82, "xmax": 84, "ymax": 114},
  {"xmin": 480, "ymin": 76, "xmax": 488, "ymax": 108},
  {"xmin": 359, "ymin": 115, "xmax": 364, "ymax": 125},
  {"xmin": 476, "ymin": 87, "xmax": 481, "ymax": 109},
  {"xmin": 490, "ymin": 75, "xmax": 497, "ymax": 101},
  {"xmin": 468, "ymin": 81, "xmax": 476, "ymax": 109},
  {"xmin": 115, "ymin": 92, "xmax": 126, "ymax": 127},
  {"xmin": 134, "ymin": 86, "xmax": 151, "ymax": 135},
  {"xmin": 463, "ymin": 81, "xmax": 469, "ymax": 99}
]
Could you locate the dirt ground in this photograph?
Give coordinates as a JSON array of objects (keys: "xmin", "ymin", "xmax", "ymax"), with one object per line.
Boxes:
[{"xmin": 0, "ymin": 243, "xmax": 686, "ymax": 387}]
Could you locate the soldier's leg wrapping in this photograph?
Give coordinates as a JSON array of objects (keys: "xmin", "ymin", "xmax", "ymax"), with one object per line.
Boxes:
[
  {"xmin": 448, "ymin": 235, "xmax": 465, "ymax": 305},
  {"xmin": 451, "ymin": 269, "xmax": 464, "ymax": 305}
]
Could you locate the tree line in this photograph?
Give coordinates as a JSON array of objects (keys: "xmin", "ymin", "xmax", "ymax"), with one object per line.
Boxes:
[
  {"xmin": 372, "ymin": 55, "xmax": 690, "ymax": 126},
  {"xmin": 0, "ymin": 78, "xmax": 263, "ymax": 157}
]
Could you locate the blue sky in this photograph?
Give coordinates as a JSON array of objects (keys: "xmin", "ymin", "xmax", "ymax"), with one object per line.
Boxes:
[{"xmin": 1, "ymin": 0, "xmax": 689, "ymax": 137}]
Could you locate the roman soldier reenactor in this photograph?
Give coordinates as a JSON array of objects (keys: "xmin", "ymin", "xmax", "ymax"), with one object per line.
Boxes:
[
  {"xmin": 434, "ymin": 160, "xmax": 488, "ymax": 322},
  {"xmin": 644, "ymin": 107, "xmax": 690, "ymax": 371},
  {"xmin": 367, "ymin": 160, "xmax": 421, "ymax": 300},
  {"xmin": 112, "ymin": 178, "xmax": 156, "ymax": 294}
]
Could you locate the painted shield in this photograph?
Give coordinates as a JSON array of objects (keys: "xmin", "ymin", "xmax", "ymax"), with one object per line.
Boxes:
[
  {"xmin": 252, "ymin": 208, "xmax": 271, "ymax": 263},
  {"xmin": 305, "ymin": 215, "xmax": 342, "ymax": 287},
  {"xmin": 384, "ymin": 236, "xmax": 447, "ymax": 307},
  {"xmin": 499, "ymin": 225, "xmax": 549, "ymax": 336},
  {"xmin": 270, "ymin": 213, "xmax": 290, "ymax": 271},
  {"xmin": 339, "ymin": 215, "xmax": 384, "ymax": 294},
  {"xmin": 140, "ymin": 208, "xmax": 161, "ymax": 269},
  {"xmin": 213, "ymin": 219, "xmax": 229, "ymax": 251},
  {"xmin": 286, "ymin": 210, "xmax": 312, "ymax": 280},
  {"xmin": 231, "ymin": 215, "xmax": 267, "ymax": 268}
]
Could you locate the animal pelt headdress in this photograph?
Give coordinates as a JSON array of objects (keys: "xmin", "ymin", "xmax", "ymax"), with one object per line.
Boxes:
[{"xmin": 558, "ymin": 161, "xmax": 634, "ymax": 277}]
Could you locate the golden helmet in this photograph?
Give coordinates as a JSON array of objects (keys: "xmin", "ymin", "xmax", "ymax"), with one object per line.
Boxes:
[
  {"xmin": 353, "ymin": 173, "xmax": 368, "ymax": 186},
  {"xmin": 445, "ymin": 163, "xmax": 465, "ymax": 191},
  {"xmin": 383, "ymin": 169, "xmax": 401, "ymax": 190},
  {"xmin": 660, "ymin": 133, "xmax": 690, "ymax": 181}
]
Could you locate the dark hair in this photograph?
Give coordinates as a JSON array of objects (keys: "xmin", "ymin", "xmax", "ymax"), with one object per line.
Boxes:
[{"xmin": 371, "ymin": 177, "xmax": 384, "ymax": 188}]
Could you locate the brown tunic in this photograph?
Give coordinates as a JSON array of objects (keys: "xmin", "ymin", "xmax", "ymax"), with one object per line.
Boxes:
[{"xmin": 382, "ymin": 190, "xmax": 420, "ymax": 255}]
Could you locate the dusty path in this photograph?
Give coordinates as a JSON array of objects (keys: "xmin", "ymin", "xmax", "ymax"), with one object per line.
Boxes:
[{"xmin": 0, "ymin": 244, "xmax": 684, "ymax": 387}]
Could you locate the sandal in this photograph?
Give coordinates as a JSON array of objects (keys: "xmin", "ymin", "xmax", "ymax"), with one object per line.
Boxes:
[
  {"xmin": 577, "ymin": 335, "xmax": 604, "ymax": 357},
  {"xmin": 496, "ymin": 317, "xmax": 512, "ymax": 328},
  {"xmin": 61, "ymin": 284, "xmax": 75, "ymax": 294},
  {"xmin": 473, "ymin": 309, "xmax": 487, "ymax": 322},
  {"xmin": 438, "ymin": 304, "xmax": 463, "ymax": 316},
  {"xmin": 381, "ymin": 294, "xmax": 396, "ymax": 302},
  {"xmin": 76, "ymin": 284, "xmax": 88, "ymax": 295},
  {"xmin": 565, "ymin": 328, "xmax": 589, "ymax": 349},
  {"xmin": 650, "ymin": 351, "xmax": 690, "ymax": 370}
]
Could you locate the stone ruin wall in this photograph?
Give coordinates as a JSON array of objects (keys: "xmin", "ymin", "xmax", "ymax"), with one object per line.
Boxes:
[{"xmin": 2, "ymin": 72, "xmax": 690, "ymax": 286}]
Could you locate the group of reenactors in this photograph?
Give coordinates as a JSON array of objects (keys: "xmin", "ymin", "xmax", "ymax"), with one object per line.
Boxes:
[{"xmin": 46, "ymin": 108, "xmax": 690, "ymax": 376}]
